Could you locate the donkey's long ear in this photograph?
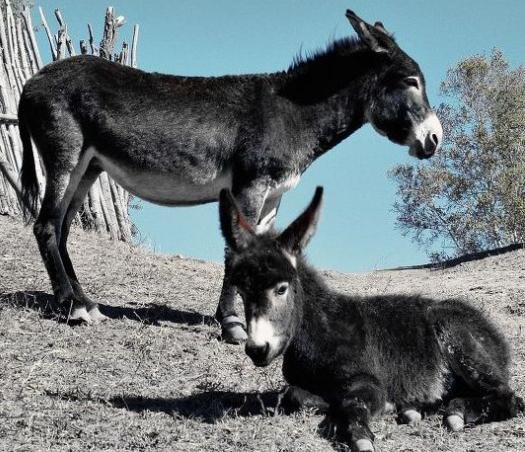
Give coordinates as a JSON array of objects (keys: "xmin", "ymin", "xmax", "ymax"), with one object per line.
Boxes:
[
  {"xmin": 345, "ymin": 9, "xmax": 390, "ymax": 53},
  {"xmin": 374, "ymin": 21, "xmax": 390, "ymax": 36},
  {"xmin": 219, "ymin": 189, "xmax": 254, "ymax": 251},
  {"xmin": 278, "ymin": 187, "xmax": 323, "ymax": 255}
]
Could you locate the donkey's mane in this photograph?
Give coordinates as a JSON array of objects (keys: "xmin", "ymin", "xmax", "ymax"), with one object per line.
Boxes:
[
  {"xmin": 287, "ymin": 37, "xmax": 363, "ymax": 74},
  {"xmin": 280, "ymin": 36, "xmax": 384, "ymax": 104}
]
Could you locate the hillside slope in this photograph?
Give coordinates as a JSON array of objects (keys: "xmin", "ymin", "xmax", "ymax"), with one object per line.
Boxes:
[{"xmin": 0, "ymin": 215, "xmax": 524, "ymax": 452}]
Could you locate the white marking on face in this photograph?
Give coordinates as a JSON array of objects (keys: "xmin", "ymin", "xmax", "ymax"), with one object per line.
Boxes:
[
  {"xmin": 248, "ymin": 316, "xmax": 280, "ymax": 351},
  {"xmin": 408, "ymin": 111, "xmax": 443, "ymax": 157}
]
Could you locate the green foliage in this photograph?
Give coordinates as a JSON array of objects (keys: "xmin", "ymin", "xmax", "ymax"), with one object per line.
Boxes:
[{"xmin": 390, "ymin": 49, "xmax": 525, "ymax": 259}]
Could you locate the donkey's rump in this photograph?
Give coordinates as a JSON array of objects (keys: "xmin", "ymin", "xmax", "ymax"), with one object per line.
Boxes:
[
  {"xmin": 357, "ymin": 296, "xmax": 512, "ymax": 405},
  {"xmin": 427, "ymin": 299, "xmax": 511, "ymax": 389}
]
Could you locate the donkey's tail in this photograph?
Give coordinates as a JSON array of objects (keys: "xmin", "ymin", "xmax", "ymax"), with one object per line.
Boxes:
[{"xmin": 19, "ymin": 97, "xmax": 39, "ymax": 221}]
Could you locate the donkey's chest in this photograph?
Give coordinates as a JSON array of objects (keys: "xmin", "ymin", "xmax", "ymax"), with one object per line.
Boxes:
[{"xmin": 95, "ymin": 152, "xmax": 233, "ymax": 206}]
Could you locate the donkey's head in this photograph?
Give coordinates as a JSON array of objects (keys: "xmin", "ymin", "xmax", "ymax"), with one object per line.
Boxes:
[
  {"xmin": 346, "ymin": 10, "xmax": 442, "ymax": 159},
  {"xmin": 219, "ymin": 188, "xmax": 323, "ymax": 367}
]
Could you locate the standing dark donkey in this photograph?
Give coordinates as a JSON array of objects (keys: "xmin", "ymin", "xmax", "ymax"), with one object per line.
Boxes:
[
  {"xmin": 19, "ymin": 10, "xmax": 442, "ymax": 342},
  {"xmin": 219, "ymin": 187, "xmax": 524, "ymax": 452}
]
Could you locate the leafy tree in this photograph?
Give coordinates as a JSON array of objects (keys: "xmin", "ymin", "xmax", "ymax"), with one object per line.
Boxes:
[{"xmin": 390, "ymin": 49, "xmax": 525, "ymax": 260}]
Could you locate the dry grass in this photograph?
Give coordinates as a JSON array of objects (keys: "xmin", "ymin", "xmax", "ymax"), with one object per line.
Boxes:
[{"xmin": 0, "ymin": 215, "xmax": 524, "ymax": 451}]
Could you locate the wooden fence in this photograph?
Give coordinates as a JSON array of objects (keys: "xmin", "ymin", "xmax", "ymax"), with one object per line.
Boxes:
[{"xmin": 0, "ymin": 1, "xmax": 138, "ymax": 241}]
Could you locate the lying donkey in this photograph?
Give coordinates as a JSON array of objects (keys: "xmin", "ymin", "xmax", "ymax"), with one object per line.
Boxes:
[
  {"xmin": 19, "ymin": 10, "xmax": 441, "ymax": 342},
  {"xmin": 218, "ymin": 187, "xmax": 524, "ymax": 452}
]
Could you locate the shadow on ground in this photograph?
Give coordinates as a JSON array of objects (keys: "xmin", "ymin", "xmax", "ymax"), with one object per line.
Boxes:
[
  {"xmin": 48, "ymin": 389, "xmax": 349, "ymax": 449},
  {"xmin": 46, "ymin": 389, "xmax": 288, "ymax": 423},
  {"xmin": 0, "ymin": 290, "xmax": 217, "ymax": 327}
]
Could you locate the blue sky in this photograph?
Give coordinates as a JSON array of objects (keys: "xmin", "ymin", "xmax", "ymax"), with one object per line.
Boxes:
[{"xmin": 36, "ymin": 1, "xmax": 525, "ymax": 272}]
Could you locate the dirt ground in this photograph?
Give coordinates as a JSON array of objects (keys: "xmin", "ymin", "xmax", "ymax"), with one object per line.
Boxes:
[{"xmin": 0, "ymin": 215, "xmax": 524, "ymax": 451}]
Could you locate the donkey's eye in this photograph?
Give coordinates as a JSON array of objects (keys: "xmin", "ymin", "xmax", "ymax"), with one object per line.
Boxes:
[
  {"xmin": 403, "ymin": 77, "xmax": 420, "ymax": 90},
  {"xmin": 275, "ymin": 283, "xmax": 289, "ymax": 296}
]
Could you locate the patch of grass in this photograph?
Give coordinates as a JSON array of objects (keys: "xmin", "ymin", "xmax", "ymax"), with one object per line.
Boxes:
[{"xmin": 0, "ymin": 215, "xmax": 524, "ymax": 451}]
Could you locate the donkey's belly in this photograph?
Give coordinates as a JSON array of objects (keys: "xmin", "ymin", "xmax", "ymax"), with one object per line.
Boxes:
[{"xmin": 95, "ymin": 152, "xmax": 232, "ymax": 206}]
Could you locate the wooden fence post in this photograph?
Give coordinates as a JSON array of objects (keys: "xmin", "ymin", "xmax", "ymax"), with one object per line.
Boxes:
[{"xmin": 0, "ymin": 3, "xmax": 139, "ymax": 241}]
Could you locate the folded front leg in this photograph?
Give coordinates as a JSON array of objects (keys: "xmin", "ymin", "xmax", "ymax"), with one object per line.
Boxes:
[{"xmin": 330, "ymin": 375, "xmax": 386, "ymax": 452}]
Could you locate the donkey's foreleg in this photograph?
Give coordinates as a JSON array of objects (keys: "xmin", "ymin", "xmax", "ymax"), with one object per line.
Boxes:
[
  {"xmin": 216, "ymin": 247, "xmax": 246, "ymax": 343},
  {"xmin": 283, "ymin": 386, "xmax": 329, "ymax": 413},
  {"xmin": 216, "ymin": 184, "xmax": 281, "ymax": 343},
  {"xmin": 330, "ymin": 375, "xmax": 386, "ymax": 452}
]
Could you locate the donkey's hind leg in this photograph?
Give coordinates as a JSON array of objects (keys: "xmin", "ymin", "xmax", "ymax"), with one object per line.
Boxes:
[
  {"xmin": 433, "ymin": 301, "xmax": 524, "ymax": 430},
  {"xmin": 34, "ymin": 172, "xmax": 84, "ymax": 321},
  {"xmin": 33, "ymin": 139, "xmax": 96, "ymax": 323},
  {"xmin": 445, "ymin": 392, "xmax": 524, "ymax": 431},
  {"xmin": 58, "ymin": 165, "xmax": 107, "ymax": 323},
  {"xmin": 444, "ymin": 347, "xmax": 524, "ymax": 431}
]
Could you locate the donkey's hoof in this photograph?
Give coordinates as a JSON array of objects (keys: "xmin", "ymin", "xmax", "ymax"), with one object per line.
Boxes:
[
  {"xmin": 353, "ymin": 439, "xmax": 375, "ymax": 452},
  {"xmin": 221, "ymin": 316, "xmax": 247, "ymax": 344},
  {"xmin": 400, "ymin": 408, "xmax": 422, "ymax": 426},
  {"xmin": 69, "ymin": 306, "xmax": 92, "ymax": 324},
  {"xmin": 88, "ymin": 305, "xmax": 109, "ymax": 323},
  {"xmin": 446, "ymin": 414, "xmax": 464, "ymax": 432},
  {"xmin": 222, "ymin": 324, "xmax": 248, "ymax": 344}
]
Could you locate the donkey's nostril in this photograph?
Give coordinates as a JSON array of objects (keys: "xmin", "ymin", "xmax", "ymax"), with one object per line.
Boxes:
[
  {"xmin": 246, "ymin": 342, "xmax": 270, "ymax": 365},
  {"xmin": 431, "ymin": 133, "xmax": 439, "ymax": 146}
]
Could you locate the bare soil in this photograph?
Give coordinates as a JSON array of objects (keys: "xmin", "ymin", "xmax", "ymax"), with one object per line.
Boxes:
[{"xmin": 0, "ymin": 215, "xmax": 524, "ymax": 451}]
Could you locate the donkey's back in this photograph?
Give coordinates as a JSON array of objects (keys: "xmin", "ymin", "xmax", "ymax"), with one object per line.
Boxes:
[
  {"xmin": 19, "ymin": 55, "xmax": 271, "ymax": 207},
  {"xmin": 327, "ymin": 294, "xmax": 511, "ymax": 407},
  {"xmin": 20, "ymin": 55, "xmax": 258, "ymax": 163}
]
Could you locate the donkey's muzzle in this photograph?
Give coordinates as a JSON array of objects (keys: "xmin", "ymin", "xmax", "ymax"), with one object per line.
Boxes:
[
  {"xmin": 245, "ymin": 341, "xmax": 271, "ymax": 367},
  {"xmin": 409, "ymin": 111, "xmax": 443, "ymax": 159},
  {"xmin": 411, "ymin": 133, "xmax": 439, "ymax": 159}
]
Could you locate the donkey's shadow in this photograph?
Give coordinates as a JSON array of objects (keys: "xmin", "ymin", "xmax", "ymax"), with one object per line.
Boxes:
[
  {"xmin": 73, "ymin": 389, "xmax": 343, "ymax": 448},
  {"xmin": 108, "ymin": 390, "xmax": 288, "ymax": 423},
  {"xmin": 0, "ymin": 290, "xmax": 217, "ymax": 327},
  {"xmin": 49, "ymin": 388, "xmax": 326, "ymax": 422}
]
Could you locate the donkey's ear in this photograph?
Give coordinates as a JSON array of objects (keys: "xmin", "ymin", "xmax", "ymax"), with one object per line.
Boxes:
[
  {"xmin": 345, "ymin": 10, "xmax": 389, "ymax": 53},
  {"xmin": 278, "ymin": 187, "xmax": 323, "ymax": 255},
  {"xmin": 374, "ymin": 21, "xmax": 389, "ymax": 36},
  {"xmin": 219, "ymin": 189, "xmax": 254, "ymax": 251}
]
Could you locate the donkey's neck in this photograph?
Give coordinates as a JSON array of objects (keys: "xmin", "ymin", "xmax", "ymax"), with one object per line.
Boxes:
[
  {"xmin": 282, "ymin": 260, "xmax": 341, "ymax": 388},
  {"xmin": 304, "ymin": 93, "xmax": 366, "ymax": 158},
  {"xmin": 277, "ymin": 39, "xmax": 384, "ymax": 157},
  {"xmin": 287, "ymin": 260, "xmax": 334, "ymax": 357}
]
